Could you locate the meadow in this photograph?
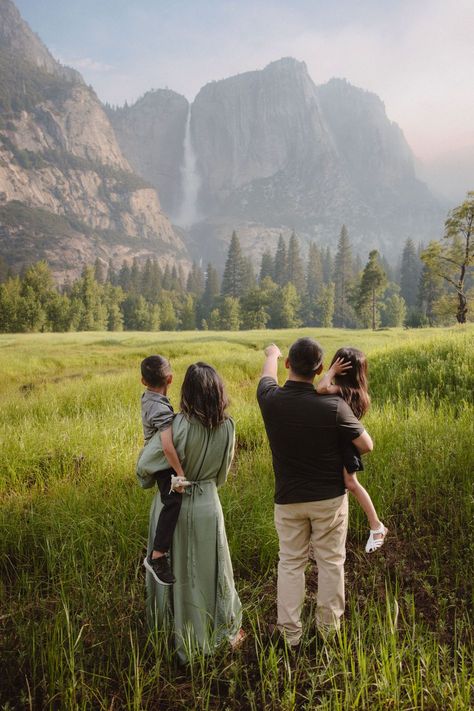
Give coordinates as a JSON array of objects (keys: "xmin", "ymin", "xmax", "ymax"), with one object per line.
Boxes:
[{"xmin": 0, "ymin": 326, "xmax": 473, "ymax": 710}]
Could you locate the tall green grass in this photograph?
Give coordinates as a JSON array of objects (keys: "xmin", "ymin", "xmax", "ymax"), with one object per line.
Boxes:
[{"xmin": 0, "ymin": 327, "xmax": 473, "ymax": 709}]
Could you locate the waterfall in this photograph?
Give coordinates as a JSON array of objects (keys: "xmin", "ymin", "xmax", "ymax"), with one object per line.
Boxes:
[{"xmin": 175, "ymin": 107, "xmax": 200, "ymax": 227}]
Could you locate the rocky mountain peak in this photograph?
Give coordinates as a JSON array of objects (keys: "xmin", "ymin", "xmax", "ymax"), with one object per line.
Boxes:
[
  {"xmin": 0, "ymin": 0, "xmax": 80, "ymax": 81},
  {"xmin": 0, "ymin": 0, "xmax": 189, "ymax": 280}
]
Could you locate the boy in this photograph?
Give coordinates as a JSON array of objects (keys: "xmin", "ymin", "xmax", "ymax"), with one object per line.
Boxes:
[{"xmin": 141, "ymin": 354, "xmax": 186, "ymax": 585}]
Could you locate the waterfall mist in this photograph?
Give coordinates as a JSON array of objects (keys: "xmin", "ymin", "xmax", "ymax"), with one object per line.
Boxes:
[{"xmin": 174, "ymin": 108, "xmax": 201, "ymax": 227}]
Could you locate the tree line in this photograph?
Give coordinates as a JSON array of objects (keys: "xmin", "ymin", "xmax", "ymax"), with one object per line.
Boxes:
[{"xmin": 0, "ymin": 193, "xmax": 472, "ymax": 333}]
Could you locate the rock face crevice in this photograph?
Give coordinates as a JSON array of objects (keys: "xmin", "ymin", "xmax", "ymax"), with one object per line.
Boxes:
[{"xmin": 0, "ymin": 0, "xmax": 189, "ymax": 281}]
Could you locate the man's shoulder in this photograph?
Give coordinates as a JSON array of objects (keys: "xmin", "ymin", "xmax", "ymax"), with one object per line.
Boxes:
[{"xmin": 257, "ymin": 376, "xmax": 280, "ymax": 400}]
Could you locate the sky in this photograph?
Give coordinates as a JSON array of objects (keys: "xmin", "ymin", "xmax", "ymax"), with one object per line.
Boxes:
[{"xmin": 14, "ymin": 0, "xmax": 474, "ymax": 163}]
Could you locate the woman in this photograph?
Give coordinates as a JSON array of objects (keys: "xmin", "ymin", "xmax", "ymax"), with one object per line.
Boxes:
[{"xmin": 137, "ymin": 362, "xmax": 243, "ymax": 663}]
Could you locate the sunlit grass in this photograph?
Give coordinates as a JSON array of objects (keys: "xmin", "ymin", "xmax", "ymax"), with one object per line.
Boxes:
[{"xmin": 0, "ymin": 326, "xmax": 473, "ymax": 709}]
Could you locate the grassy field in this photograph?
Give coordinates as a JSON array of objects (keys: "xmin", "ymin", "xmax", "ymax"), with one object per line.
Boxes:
[{"xmin": 0, "ymin": 326, "xmax": 473, "ymax": 710}]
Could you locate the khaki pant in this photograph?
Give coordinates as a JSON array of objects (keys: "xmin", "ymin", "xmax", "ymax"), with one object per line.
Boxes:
[{"xmin": 274, "ymin": 494, "xmax": 348, "ymax": 645}]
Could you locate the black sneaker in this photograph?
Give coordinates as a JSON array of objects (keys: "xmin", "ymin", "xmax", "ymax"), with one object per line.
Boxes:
[{"xmin": 143, "ymin": 554, "xmax": 175, "ymax": 585}]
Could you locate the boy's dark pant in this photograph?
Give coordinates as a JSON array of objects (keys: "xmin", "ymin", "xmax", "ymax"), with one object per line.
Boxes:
[{"xmin": 153, "ymin": 468, "xmax": 182, "ymax": 553}]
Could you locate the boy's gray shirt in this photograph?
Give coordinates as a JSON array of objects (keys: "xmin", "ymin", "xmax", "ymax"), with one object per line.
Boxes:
[{"xmin": 141, "ymin": 390, "xmax": 174, "ymax": 442}]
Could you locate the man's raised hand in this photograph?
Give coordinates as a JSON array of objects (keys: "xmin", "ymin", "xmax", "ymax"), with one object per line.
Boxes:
[
  {"xmin": 264, "ymin": 343, "xmax": 282, "ymax": 359},
  {"xmin": 262, "ymin": 343, "xmax": 282, "ymax": 380}
]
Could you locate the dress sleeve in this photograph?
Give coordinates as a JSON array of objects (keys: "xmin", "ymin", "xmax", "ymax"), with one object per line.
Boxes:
[
  {"xmin": 136, "ymin": 414, "xmax": 187, "ymax": 485},
  {"xmin": 336, "ymin": 399, "xmax": 365, "ymax": 443},
  {"xmin": 216, "ymin": 418, "xmax": 236, "ymax": 487}
]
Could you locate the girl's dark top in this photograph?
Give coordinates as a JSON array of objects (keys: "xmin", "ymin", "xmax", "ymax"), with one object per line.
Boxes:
[{"xmin": 342, "ymin": 443, "xmax": 364, "ymax": 474}]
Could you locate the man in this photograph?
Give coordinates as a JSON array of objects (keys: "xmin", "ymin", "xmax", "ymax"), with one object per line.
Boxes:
[{"xmin": 257, "ymin": 338, "xmax": 373, "ymax": 646}]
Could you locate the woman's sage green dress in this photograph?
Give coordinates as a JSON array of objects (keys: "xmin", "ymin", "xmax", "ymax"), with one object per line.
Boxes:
[{"xmin": 136, "ymin": 413, "xmax": 242, "ymax": 662}]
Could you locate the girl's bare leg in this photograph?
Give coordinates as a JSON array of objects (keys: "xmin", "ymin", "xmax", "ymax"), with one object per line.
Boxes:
[{"xmin": 343, "ymin": 469, "xmax": 383, "ymax": 533}]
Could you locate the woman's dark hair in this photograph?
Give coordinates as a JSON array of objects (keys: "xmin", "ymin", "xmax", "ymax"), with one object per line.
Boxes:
[
  {"xmin": 331, "ymin": 347, "xmax": 370, "ymax": 419},
  {"xmin": 141, "ymin": 355, "xmax": 171, "ymax": 387},
  {"xmin": 180, "ymin": 362, "xmax": 229, "ymax": 428},
  {"xmin": 288, "ymin": 338, "xmax": 323, "ymax": 378}
]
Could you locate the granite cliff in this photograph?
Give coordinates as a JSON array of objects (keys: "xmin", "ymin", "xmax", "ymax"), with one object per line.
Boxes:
[
  {"xmin": 0, "ymin": 0, "xmax": 188, "ymax": 281},
  {"xmin": 111, "ymin": 58, "xmax": 444, "ymax": 266},
  {"xmin": 106, "ymin": 90, "xmax": 189, "ymax": 218}
]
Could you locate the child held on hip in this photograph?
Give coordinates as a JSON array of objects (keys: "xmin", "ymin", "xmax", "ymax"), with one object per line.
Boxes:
[
  {"xmin": 141, "ymin": 355, "xmax": 188, "ymax": 585},
  {"xmin": 316, "ymin": 347, "xmax": 388, "ymax": 553}
]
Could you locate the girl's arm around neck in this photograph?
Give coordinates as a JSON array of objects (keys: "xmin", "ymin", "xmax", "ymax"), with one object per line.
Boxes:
[{"xmin": 316, "ymin": 357, "xmax": 352, "ymax": 395}]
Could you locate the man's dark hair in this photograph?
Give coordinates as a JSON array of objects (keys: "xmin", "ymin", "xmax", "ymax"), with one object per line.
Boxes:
[
  {"xmin": 141, "ymin": 355, "xmax": 171, "ymax": 387},
  {"xmin": 288, "ymin": 338, "xmax": 323, "ymax": 378}
]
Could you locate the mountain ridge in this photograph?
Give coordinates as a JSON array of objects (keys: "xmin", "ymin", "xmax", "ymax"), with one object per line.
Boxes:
[
  {"xmin": 109, "ymin": 57, "xmax": 445, "ymax": 266},
  {"xmin": 0, "ymin": 0, "xmax": 189, "ymax": 281}
]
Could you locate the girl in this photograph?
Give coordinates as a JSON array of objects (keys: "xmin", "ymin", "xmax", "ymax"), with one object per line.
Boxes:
[{"xmin": 316, "ymin": 347, "xmax": 388, "ymax": 553}]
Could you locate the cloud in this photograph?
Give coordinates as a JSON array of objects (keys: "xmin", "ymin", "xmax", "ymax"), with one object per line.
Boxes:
[
  {"xmin": 68, "ymin": 57, "xmax": 114, "ymax": 72},
  {"xmin": 51, "ymin": 0, "xmax": 474, "ymax": 161}
]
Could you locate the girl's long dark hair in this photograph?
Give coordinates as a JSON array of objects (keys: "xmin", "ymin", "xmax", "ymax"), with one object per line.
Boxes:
[
  {"xmin": 331, "ymin": 347, "xmax": 370, "ymax": 419},
  {"xmin": 180, "ymin": 362, "xmax": 229, "ymax": 428}
]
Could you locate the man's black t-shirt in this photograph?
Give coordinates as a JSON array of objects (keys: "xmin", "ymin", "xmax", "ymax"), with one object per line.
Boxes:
[{"xmin": 257, "ymin": 376, "xmax": 364, "ymax": 504}]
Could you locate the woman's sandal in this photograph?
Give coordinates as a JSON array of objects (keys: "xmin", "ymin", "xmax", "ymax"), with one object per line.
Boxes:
[{"xmin": 365, "ymin": 524, "xmax": 388, "ymax": 553}]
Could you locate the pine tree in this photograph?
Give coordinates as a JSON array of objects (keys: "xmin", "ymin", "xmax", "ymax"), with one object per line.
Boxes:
[
  {"xmin": 221, "ymin": 231, "xmax": 245, "ymax": 298},
  {"xmin": 381, "ymin": 284, "xmax": 407, "ymax": 327},
  {"xmin": 47, "ymin": 292, "xmax": 73, "ymax": 332},
  {"xmin": 103, "ymin": 283, "xmax": 124, "ymax": 331},
  {"xmin": 306, "ymin": 243, "xmax": 324, "ymax": 301},
  {"xmin": 170, "ymin": 265, "xmax": 182, "ymax": 292},
  {"xmin": 141, "ymin": 258, "xmax": 154, "ymax": 300},
  {"xmin": 333, "ymin": 225, "xmax": 354, "ymax": 327},
  {"xmin": 287, "ymin": 232, "xmax": 305, "ymax": 292},
  {"xmin": 274, "ymin": 234, "xmax": 288, "ymax": 286},
  {"xmin": 0, "ymin": 256, "xmax": 9, "ymax": 283},
  {"xmin": 305, "ymin": 242, "xmax": 324, "ymax": 324},
  {"xmin": 106, "ymin": 259, "xmax": 117, "ymax": 285},
  {"xmin": 240, "ymin": 256, "xmax": 256, "ymax": 295},
  {"xmin": 94, "ymin": 257, "xmax": 107, "ymax": 284},
  {"xmin": 160, "ymin": 296, "xmax": 178, "ymax": 330},
  {"xmin": 186, "ymin": 262, "xmax": 205, "ymax": 296},
  {"xmin": 418, "ymin": 242, "xmax": 444, "ymax": 326},
  {"xmin": 316, "ymin": 282, "xmax": 335, "ymax": 327},
  {"xmin": 259, "ymin": 251, "xmax": 274, "ymax": 282},
  {"xmin": 355, "ymin": 250, "xmax": 387, "ymax": 329},
  {"xmin": 199, "ymin": 263, "xmax": 220, "ymax": 322},
  {"xmin": 218, "ymin": 297, "xmax": 241, "ymax": 330},
  {"xmin": 129, "ymin": 257, "xmax": 141, "ymax": 294},
  {"xmin": 0, "ymin": 277, "xmax": 23, "ymax": 332},
  {"xmin": 19, "ymin": 261, "xmax": 59, "ymax": 331},
  {"xmin": 180, "ymin": 295, "xmax": 197, "ymax": 330},
  {"xmin": 162, "ymin": 265, "xmax": 172, "ymax": 291},
  {"xmin": 400, "ymin": 238, "xmax": 421, "ymax": 308},
  {"xmin": 149, "ymin": 260, "xmax": 163, "ymax": 302},
  {"xmin": 118, "ymin": 261, "xmax": 131, "ymax": 292},
  {"xmin": 70, "ymin": 266, "xmax": 107, "ymax": 330},
  {"xmin": 271, "ymin": 283, "xmax": 301, "ymax": 328},
  {"xmin": 240, "ymin": 290, "xmax": 270, "ymax": 330},
  {"xmin": 322, "ymin": 246, "xmax": 333, "ymax": 285}
]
